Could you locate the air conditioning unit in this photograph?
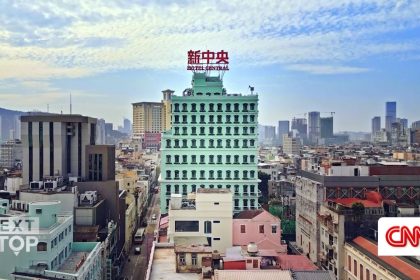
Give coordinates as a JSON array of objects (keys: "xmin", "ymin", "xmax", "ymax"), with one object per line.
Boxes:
[
  {"xmin": 30, "ymin": 181, "xmax": 44, "ymax": 190},
  {"xmin": 79, "ymin": 191, "xmax": 98, "ymax": 205},
  {"xmin": 44, "ymin": 181, "xmax": 57, "ymax": 190}
]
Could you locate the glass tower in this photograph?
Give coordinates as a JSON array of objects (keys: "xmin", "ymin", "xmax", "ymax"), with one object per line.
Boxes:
[
  {"xmin": 385, "ymin": 101, "xmax": 396, "ymax": 132},
  {"xmin": 159, "ymin": 72, "xmax": 260, "ymax": 213}
]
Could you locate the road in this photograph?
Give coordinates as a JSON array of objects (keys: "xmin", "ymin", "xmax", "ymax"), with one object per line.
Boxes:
[{"xmin": 121, "ymin": 191, "xmax": 160, "ymax": 280}]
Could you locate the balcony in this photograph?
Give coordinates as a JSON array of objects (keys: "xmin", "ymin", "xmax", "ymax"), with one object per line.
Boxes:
[
  {"xmin": 165, "ymin": 192, "xmax": 171, "ymax": 195},
  {"xmin": 174, "ymin": 176, "xmax": 180, "ymax": 180},
  {"xmin": 199, "ymin": 176, "xmax": 206, "ymax": 180}
]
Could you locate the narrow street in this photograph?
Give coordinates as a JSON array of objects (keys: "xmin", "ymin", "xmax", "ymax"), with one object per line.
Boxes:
[{"xmin": 121, "ymin": 191, "xmax": 161, "ymax": 280}]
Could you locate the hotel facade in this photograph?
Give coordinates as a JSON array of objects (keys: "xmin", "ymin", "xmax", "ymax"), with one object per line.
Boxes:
[{"xmin": 159, "ymin": 72, "xmax": 260, "ymax": 213}]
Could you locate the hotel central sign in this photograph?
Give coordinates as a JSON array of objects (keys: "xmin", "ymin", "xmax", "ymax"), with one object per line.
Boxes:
[{"xmin": 187, "ymin": 49, "xmax": 229, "ymax": 71}]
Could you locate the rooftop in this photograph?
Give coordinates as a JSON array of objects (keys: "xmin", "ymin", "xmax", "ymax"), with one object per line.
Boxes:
[
  {"xmin": 276, "ymin": 255, "xmax": 318, "ymax": 271},
  {"xmin": 350, "ymin": 236, "xmax": 420, "ymax": 280},
  {"xmin": 150, "ymin": 248, "xmax": 199, "ymax": 280},
  {"xmin": 234, "ymin": 210, "xmax": 264, "ymax": 219},
  {"xmin": 213, "ymin": 270, "xmax": 293, "ymax": 280},
  {"xmin": 174, "ymin": 236, "xmax": 212, "ymax": 253}
]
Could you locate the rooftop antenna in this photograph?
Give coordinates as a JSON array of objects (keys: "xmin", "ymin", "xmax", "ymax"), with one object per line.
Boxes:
[
  {"xmin": 70, "ymin": 93, "xmax": 72, "ymax": 114},
  {"xmin": 249, "ymin": 85, "xmax": 254, "ymax": 95}
]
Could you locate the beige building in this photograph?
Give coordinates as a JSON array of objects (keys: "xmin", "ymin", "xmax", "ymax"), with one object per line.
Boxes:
[
  {"xmin": 168, "ymin": 188, "xmax": 233, "ymax": 254},
  {"xmin": 132, "ymin": 102, "xmax": 162, "ymax": 140},
  {"xmin": 283, "ymin": 134, "xmax": 300, "ymax": 155},
  {"xmin": 344, "ymin": 236, "xmax": 420, "ymax": 280},
  {"xmin": 161, "ymin": 89, "xmax": 173, "ymax": 132}
]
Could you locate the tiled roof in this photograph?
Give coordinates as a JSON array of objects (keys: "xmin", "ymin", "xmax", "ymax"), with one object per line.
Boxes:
[
  {"xmin": 214, "ymin": 270, "xmax": 293, "ymax": 280},
  {"xmin": 293, "ymin": 271, "xmax": 333, "ymax": 280},
  {"xmin": 234, "ymin": 210, "xmax": 264, "ymax": 219},
  {"xmin": 277, "ymin": 255, "xmax": 318, "ymax": 271},
  {"xmin": 351, "ymin": 236, "xmax": 420, "ymax": 280},
  {"xmin": 328, "ymin": 197, "xmax": 381, "ymax": 208}
]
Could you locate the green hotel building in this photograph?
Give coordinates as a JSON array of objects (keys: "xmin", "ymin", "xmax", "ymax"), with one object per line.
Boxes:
[{"xmin": 159, "ymin": 72, "xmax": 260, "ymax": 213}]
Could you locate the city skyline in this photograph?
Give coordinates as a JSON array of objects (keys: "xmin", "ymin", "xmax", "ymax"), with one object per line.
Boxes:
[{"xmin": 0, "ymin": 1, "xmax": 420, "ymax": 131}]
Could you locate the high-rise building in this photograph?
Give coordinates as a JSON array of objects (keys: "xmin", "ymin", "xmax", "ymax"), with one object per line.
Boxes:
[
  {"xmin": 412, "ymin": 120, "xmax": 420, "ymax": 130},
  {"xmin": 96, "ymin": 118, "xmax": 106, "ymax": 145},
  {"xmin": 132, "ymin": 102, "xmax": 162, "ymax": 149},
  {"xmin": 264, "ymin": 125, "xmax": 276, "ymax": 145},
  {"xmin": 20, "ymin": 114, "xmax": 97, "ymax": 185},
  {"xmin": 385, "ymin": 101, "xmax": 396, "ymax": 132},
  {"xmin": 159, "ymin": 72, "xmax": 259, "ymax": 214},
  {"xmin": 320, "ymin": 116, "xmax": 333, "ymax": 139},
  {"xmin": 277, "ymin": 121, "xmax": 289, "ymax": 145},
  {"xmin": 308, "ymin": 111, "xmax": 321, "ymax": 145},
  {"xmin": 283, "ymin": 134, "xmax": 300, "ymax": 155},
  {"xmin": 371, "ymin": 116, "xmax": 381, "ymax": 140},
  {"xmin": 398, "ymin": 118, "xmax": 408, "ymax": 129},
  {"xmin": 162, "ymin": 89, "xmax": 174, "ymax": 132},
  {"xmin": 0, "ymin": 139, "xmax": 22, "ymax": 169},
  {"xmin": 123, "ymin": 118, "xmax": 131, "ymax": 135},
  {"xmin": 291, "ymin": 118, "xmax": 307, "ymax": 141}
]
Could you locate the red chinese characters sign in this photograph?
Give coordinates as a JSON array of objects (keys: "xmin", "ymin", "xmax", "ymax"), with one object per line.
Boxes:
[{"xmin": 187, "ymin": 50, "xmax": 229, "ymax": 71}]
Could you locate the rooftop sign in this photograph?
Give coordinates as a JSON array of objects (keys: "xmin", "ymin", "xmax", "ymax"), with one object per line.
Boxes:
[{"xmin": 187, "ymin": 50, "xmax": 229, "ymax": 71}]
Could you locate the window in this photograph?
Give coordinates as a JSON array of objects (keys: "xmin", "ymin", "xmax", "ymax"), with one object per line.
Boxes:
[
  {"xmin": 366, "ymin": 269, "xmax": 370, "ymax": 280},
  {"xmin": 175, "ymin": 221, "xmax": 199, "ymax": 232},
  {"xmin": 372, "ymin": 274, "xmax": 376, "ymax": 280},
  {"xmin": 354, "ymin": 260, "xmax": 357, "ymax": 276},
  {"xmin": 214, "ymin": 202, "xmax": 219, "ymax": 205},
  {"xmin": 204, "ymin": 221, "xmax": 212, "ymax": 234},
  {"xmin": 241, "ymin": 225, "xmax": 246, "ymax": 233},
  {"xmin": 360, "ymin": 264, "xmax": 363, "ymax": 280},
  {"xmin": 348, "ymin": 255, "xmax": 351, "ymax": 271},
  {"xmin": 37, "ymin": 242, "xmax": 47, "ymax": 251},
  {"xmin": 191, "ymin": 253, "xmax": 197, "ymax": 266},
  {"xmin": 271, "ymin": 225, "xmax": 277, "ymax": 233},
  {"xmin": 259, "ymin": 225, "xmax": 264, "ymax": 233},
  {"xmin": 36, "ymin": 208, "xmax": 42, "ymax": 214},
  {"xmin": 213, "ymin": 238, "xmax": 220, "ymax": 240},
  {"xmin": 179, "ymin": 253, "xmax": 186, "ymax": 265},
  {"xmin": 213, "ymin": 221, "xmax": 220, "ymax": 223}
]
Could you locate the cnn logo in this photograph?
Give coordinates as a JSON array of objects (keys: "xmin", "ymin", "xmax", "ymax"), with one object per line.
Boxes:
[{"xmin": 378, "ymin": 217, "xmax": 420, "ymax": 256}]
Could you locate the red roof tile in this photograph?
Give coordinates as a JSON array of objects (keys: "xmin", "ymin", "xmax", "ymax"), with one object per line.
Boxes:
[
  {"xmin": 352, "ymin": 236, "xmax": 420, "ymax": 280},
  {"xmin": 277, "ymin": 255, "xmax": 318, "ymax": 271},
  {"xmin": 234, "ymin": 210, "xmax": 264, "ymax": 219}
]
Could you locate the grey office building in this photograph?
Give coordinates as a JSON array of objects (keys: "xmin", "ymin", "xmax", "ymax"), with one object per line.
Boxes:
[
  {"xmin": 320, "ymin": 117, "xmax": 333, "ymax": 139},
  {"xmin": 308, "ymin": 111, "xmax": 321, "ymax": 145},
  {"xmin": 385, "ymin": 101, "xmax": 396, "ymax": 132},
  {"xmin": 21, "ymin": 114, "xmax": 97, "ymax": 184},
  {"xmin": 278, "ymin": 120, "xmax": 290, "ymax": 145}
]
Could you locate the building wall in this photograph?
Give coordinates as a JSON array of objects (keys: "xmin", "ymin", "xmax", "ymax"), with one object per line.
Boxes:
[
  {"xmin": 232, "ymin": 211, "xmax": 283, "ymax": 252},
  {"xmin": 0, "ymin": 202, "xmax": 73, "ymax": 279},
  {"xmin": 344, "ymin": 243, "xmax": 401, "ymax": 280},
  {"xmin": 132, "ymin": 102, "xmax": 163, "ymax": 140},
  {"xmin": 295, "ymin": 175, "xmax": 324, "ymax": 262},
  {"xmin": 168, "ymin": 191, "xmax": 233, "ymax": 253},
  {"xmin": 160, "ymin": 73, "xmax": 259, "ymax": 213}
]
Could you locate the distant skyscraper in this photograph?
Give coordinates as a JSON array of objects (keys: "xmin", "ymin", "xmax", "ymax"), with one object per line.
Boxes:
[
  {"xmin": 308, "ymin": 111, "xmax": 321, "ymax": 145},
  {"xmin": 291, "ymin": 118, "xmax": 307, "ymax": 141},
  {"xmin": 96, "ymin": 118, "xmax": 106, "ymax": 145},
  {"xmin": 277, "ymin": 120, "xmax": 289, "ymax": 145},
  {"xmin": 385, "ymin": 101, "xmax": 396, "ymax": 132},
  {"xmin": 320, "ymin": 117, "xmax": 333, "ymax": 139},
  {"xmin": 264, "ymin": 126, "xmax": 276, "ymax": 145},
  {"xmin": 412, "ymin": 120, "xmax": 420, "ymax": 130},
  {"xmin": 123, "ymin": 118, "xmax": 131, "ymax": 134},
  {"xmin": 371, "ymin": 116, "xmax": 381, "ymax": 140},
  {"xmin": 398, "ymin": 118, "xmax": 408, "ymax": 129},
  {"xmin": 161, "ymin": 89, "xmax": 174, "ymax": 132}
]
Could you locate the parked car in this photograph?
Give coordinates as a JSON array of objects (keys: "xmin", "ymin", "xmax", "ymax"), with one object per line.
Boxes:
[{"xmin": 134, "ymin": 246, "xmax": 141, "ymax": 255}]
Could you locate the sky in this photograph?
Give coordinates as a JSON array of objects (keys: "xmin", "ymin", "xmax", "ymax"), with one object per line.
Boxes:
[{"xmin": 0, "ymin": 0, "xmax": 420, "ymax": 131}]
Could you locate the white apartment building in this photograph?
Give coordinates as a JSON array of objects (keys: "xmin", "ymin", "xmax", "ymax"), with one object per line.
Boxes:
[{"xmin": 168, "ymin": 188, "xmax": 233, "ymax": 254}]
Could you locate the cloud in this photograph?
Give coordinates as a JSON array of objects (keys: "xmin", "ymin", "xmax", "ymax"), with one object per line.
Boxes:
[
  {"xmin": 0, "ymin": 0, "xmax": 419, "ymax": 78},
  {"xmin": 287, "ymin": 64, "xmax": 371, "ymax": 74}
]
